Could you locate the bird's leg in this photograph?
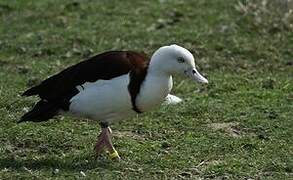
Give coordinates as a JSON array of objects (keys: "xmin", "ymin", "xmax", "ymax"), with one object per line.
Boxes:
[
  {"xmin": 94, "ymin": 127, "xmax": 107, "ymax": 157},
  {"xmin": 95, "ymin": 122, "xmax": 120, "ymax": 160},
  {"xmin": 104, "ymin": 127, "xmax": 120, "ymax": 160}
]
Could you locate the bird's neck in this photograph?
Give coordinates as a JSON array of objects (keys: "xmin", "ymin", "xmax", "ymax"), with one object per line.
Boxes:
[
  {"xmin": 145, "ymin": 63, "xmax": 173, "ymax": 95},
  {"xmin": 147, "ymin": 58, "xmax": 170, "ymax": 77},
  {"xmin": 136, "ymin": 65, "xmax": 173, "ymax": 111}
]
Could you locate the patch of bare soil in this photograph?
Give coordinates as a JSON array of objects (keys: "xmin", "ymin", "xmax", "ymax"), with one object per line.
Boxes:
[
  {"xmin": 113, "ymin": 131, "xmax": 146, "ymax": 141},
  {"xmin": 207, "ymin": 122, "xmax": 242, "ymax": 137}
]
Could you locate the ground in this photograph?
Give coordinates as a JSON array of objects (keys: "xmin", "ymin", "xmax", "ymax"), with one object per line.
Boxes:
[{"xmin": 0, "ymin": 0, "xmax": 292, "ymax": 179}]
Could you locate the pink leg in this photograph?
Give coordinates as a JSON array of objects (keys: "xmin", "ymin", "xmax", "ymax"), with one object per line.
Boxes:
[
  {"xmin": 94, "ymin": 129, "xmax": 107, "ymax": 156},
  {"xmin": 95, "ymin": 127, "xmax": 120, "ymax": 160}
]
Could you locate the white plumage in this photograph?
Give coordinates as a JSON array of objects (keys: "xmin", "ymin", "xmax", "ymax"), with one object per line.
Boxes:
[{"xmin": 69, "ymin": 74, "xmax": 135, "ymax": 123}]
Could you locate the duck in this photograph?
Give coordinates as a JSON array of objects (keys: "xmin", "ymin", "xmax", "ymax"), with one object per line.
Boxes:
[{"xmin": 20, "ymin": 44, "xmax": 208, "ymax": 160}]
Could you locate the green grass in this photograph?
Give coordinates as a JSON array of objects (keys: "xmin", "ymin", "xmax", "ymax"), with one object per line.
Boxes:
[{"xmin": 0, "ymin": 0, "xmax": 292, "ymax": 179}]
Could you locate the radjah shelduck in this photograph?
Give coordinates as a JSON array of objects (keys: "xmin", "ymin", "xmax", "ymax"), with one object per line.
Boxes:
[{"xmin": 20, "ymin": 44, "xmax": 208, "ymax": 160}]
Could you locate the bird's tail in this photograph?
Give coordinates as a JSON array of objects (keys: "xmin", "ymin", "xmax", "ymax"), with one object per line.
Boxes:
[{"xmin": 19, "ymin": 100, "xmax": 60, "ymax": 123}]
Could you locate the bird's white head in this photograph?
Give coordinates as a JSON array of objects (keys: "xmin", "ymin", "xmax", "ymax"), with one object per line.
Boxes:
[{"xmin": 149, "ymin": 44, "xmax": 208, "ymax": 84}]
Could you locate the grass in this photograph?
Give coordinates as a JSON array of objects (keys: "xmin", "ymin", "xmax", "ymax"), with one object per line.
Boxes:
[{"xmin": 0, "ymin": 0, "xmax": 292, "ymax": 179}]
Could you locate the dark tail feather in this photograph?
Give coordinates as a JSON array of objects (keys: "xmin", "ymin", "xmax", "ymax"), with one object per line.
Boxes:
[
  {"xmin": 22, "ymin": 86, "xmax": 40, "ymax": 96},
  {"xmin": 18, "ymin": 100, "xmax": 60, "ymax": 123}
]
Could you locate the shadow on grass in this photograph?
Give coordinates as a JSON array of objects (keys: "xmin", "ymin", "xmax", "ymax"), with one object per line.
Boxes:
[{"xmin": 0, "ymin": 154, "xmax": 119, "ymax": 171}]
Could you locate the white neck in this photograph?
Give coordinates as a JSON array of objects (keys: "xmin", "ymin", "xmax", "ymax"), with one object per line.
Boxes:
[
  {"xmin": 136, "ymin": 61, "xmax": 173, "ymax": 111},
  {"xmin": 147, "ymin": 54, "xmax": 170, "ymax": 76}
]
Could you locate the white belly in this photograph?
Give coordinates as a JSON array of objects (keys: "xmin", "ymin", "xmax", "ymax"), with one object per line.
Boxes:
[
  {"xmin": 68, "ymin": 73, "xmax": 173, "ymax": 123},
  {"xmin": 69, "ymin": 74, "xmax": 136, "ymax": 123}
]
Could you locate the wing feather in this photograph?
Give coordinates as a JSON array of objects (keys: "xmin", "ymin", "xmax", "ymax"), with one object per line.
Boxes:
[{"xmin": 22, "ymin": 51, "xmax": 149, "ymax": 103}]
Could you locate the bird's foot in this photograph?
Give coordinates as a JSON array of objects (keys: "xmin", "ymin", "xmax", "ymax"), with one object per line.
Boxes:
[
  {"xmin": 94, "ymin": 127, "xmax": 120, "ymax": 161},
  {"xmin": 106, "ymin": 149, "xmax": 120, "ymax": 161}
]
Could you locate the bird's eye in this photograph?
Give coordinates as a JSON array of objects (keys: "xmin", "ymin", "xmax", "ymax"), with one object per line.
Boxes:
[{"xmin": 177, "ymin": 57, "xmax": 185, "ymax": 63}]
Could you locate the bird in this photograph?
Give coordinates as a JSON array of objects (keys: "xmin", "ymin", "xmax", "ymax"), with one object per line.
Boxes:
[{"xmin": 20, "ymin": 44, "xmax": 208, "ymax": 160}]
